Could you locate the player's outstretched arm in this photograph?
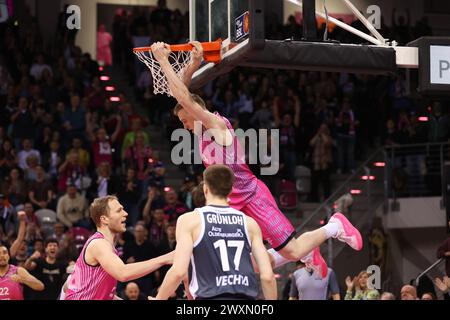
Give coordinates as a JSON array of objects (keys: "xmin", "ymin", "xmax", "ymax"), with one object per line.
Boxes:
[
  {"xmin": 247, "ymin": 217, "xmax": 277, "ymax": 300},
  {"xmin": 151, "ymin": 42, "xmax": 225, "ymax": 131},
  {"xmin": 10, "ymin": 211, "xmax": 26, "ymax": 257},
  {"xmin": 155, "ymin": 214, "xmax": 194, "ymax": 300},
  {"xmin": 90, "ymin": 239, "xmax": 173, "ymax": 282}
]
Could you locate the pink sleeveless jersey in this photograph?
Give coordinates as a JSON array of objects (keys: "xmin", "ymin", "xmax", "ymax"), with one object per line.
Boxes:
[
  {"xmin": 64, "ymin": 232, "xmax": 118, "ymax": 300},
  {"xmin": 0, "ymin": 264, "xmax": 24, "ymax": 300},
  {"xmin": 197, "ymin": 113, "xmax": 258, "ymax": 209}
]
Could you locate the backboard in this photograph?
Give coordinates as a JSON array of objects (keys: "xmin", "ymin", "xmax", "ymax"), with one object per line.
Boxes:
[
  {"xmin": 187, "ymin": 0, "xmax": 422, "ymax": 91},
  {"xmin": 190, "ymin": 0, "xmax": 251, "ymax": 50}
]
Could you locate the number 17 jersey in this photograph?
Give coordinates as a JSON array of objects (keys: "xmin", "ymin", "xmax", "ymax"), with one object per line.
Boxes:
[{"xmin": 189, "ymin": 205, "xmax": 258, "ymax": 300}]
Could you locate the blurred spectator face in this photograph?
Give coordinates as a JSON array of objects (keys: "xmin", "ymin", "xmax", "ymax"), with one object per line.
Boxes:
[
  {"xmin": 68, "ymin": 151, "xmax": 79, "ymax": 164},
  {"xmin": 67, "ymin": 185, "xmax": 77, "ymax": 197},
  {"xmin": 52, "ymin": 131, "xmax": 61, "ymax": 142},
  {"xmin": 421, "ymin": 293, "xmax": 435, "ymax": 300},
  {"xmin": 34, "ymin": 239, "xmax": 44, "ymax": 254},
  {"xmin": 152, "ymin": 209, "xmax": 165, "ymax": 223},
  {"xmin": 35, "ymin": 166, "xmax": 45, "ymax": 180},
  {"xmin": 125, "ymin": 282, "xmax": 140, "ymax": 300},
  {"xmin": 42, "ymin": 69, "xmax": 52, "ymax": 81},
  {"xmin": 261, "ymin": 101, "xmax": 268, "ymax": 109},
  {"xmin": 0, "ymin": 246, "xmax": 10, "ymax": 267},
  {"xmin": 61, "ymin": 234, "xmax": 74, "ymax": 249},
  {"xmin": 45, "ymin": 241, "xmax": 59, "ymax": 259},
  {"xmin": 177, "ymin": 109, "xmax": 195, "ymax": 131},
  {"xmin": 97, "ymin": 128, "xmax": 107, "ymax": 141},
  {"xmin": 2, "ymin": 140, "xmax": 12, "ymax": 152},
  {"xmin": 318, "ymin": 124, "xmax": 329, "ymax": 135},
  {"xmin": 24, "ymin": 202, "xmax": 34, "ymax": 215},
  {"xmin": 50, "ymin": 140, "xmax": 60, "ymax": 152},
  {"xmin": 18, "ymin": 97, "xmax": 28, "ymax": 111},
  {"xmin": 98, "ymin": 162, "xmax": 111, "ymax": 178},
  {"xmin": 185, "ymin": 179, "xmax": 196, "ymax": 191},
  {"xmin": 42, "ymin": 126, "xmax": 52, "ymax": 137},
  {"xmin": 282, "ymin": 114, "xmax": 292, "ymax": 126},
  {"xmin": 26, "ymin": 155, "xmax": 39, "ymax": 168},
  {"xmin": 131, "ymin": 118, "xmax": 142, "ymax": 131},
  {"xmin": 126, "ymin": 168, "xmax": 135, "ymax": 180},
  {"xmin": 164, "ymin": 189, "xmax": 177, "ymax": 205},
  {"xmin": 10, "ymin": 168, "xmax": 20, "ymax": 180},
  {"xmin": 72, "ymin": 138, "xmax": 82, "ymax": 149},
  {"xmin": 70, "ymin": 95, "xmax": 80, "ymax": 109},
  {"xmin": 380, "ymin": 292, "xmax": 396, "ymax": 300},
  {"xmin": 358, "ymin": 271, "xmax": 369, "ymax": 290},
  {"xmin": 134, "ymin": 225, "xmax": 146, "ymax": 242},
  {"xmin": 135, "ymin": 133, "xmax": 145, "ymax": 146},
  {"xmin": 56, "ymin": 102, "xmax": 65, "ymax": 113},
  {"xmin": 54, "ymin": 223, "xmax": 65, "ymax": 237},
  {"xmin": 37, "ymin": 54, "xmax": 44, "ymax": 65},
  {"xmin": 36, "ymin": 104, "xmax": 46, "ymax": 117},
  {"xmin": 386, "ymin": 119, "xmax": 395, "ymax": 130},
  {"xmin": 166, "ymin": 224, "xmax": 176, "ymax": 240},
  {"xmin": 400, "ymin": 285, "xmax": 417, "ymax": 300},
  {"xmin": 22, "ymin": 139, "xmax": 32, "ymax": 151}
]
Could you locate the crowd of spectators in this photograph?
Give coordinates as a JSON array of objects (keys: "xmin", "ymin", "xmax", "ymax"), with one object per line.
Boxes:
[
  {"xmin": 283, "ymin": 263, "xmax": 450, "ymax": 300},
  {"xmin": 0, "ymin": 2, "xmax": 448, "ymax": 299},
  {"xmin": 0, "ymin": 3, "xmax": 193, "ymax": 299}
]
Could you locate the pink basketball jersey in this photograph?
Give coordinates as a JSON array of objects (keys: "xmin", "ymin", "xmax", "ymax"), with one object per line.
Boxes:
[
  {"xmin": 64, "ymin": 232, "xmax": 118, "ymax": 300},
  {"xmin": 197, "ymin": 113, "xmax": 258, "ymax": 209},
  {"xmin": 0, "ymin": 264, "xmax": 24, "ymax": 300}
]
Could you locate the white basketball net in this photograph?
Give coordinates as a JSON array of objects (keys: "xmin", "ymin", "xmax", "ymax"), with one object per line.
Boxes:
[{"xmin": 134, "ymin": 49, "xmax": 193, "ymax": 97}]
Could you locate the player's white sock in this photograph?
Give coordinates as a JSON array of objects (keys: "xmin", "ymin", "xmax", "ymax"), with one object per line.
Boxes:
[
  {"xmin": 267, "ymin": 248, "xmax": 292, "ymax": 269},
  {"xmin": 321, "ymin": 221, "xmax": 339, "ymax": 239}
]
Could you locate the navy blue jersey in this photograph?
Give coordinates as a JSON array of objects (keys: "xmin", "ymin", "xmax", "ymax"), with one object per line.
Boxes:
[{"xmin": 189, "ymin": 205, "xmax": 258, "ymax": 299}]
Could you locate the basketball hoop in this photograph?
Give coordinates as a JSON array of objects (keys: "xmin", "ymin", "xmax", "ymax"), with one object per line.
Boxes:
[{"xmin": 133, "ymin": 40, "xmax": 222, "ymax": 96}]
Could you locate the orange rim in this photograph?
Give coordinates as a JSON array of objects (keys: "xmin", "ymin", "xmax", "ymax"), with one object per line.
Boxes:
[{"xmin": 133, "ymin": 39, "xmax": 222, "ymax": 63}]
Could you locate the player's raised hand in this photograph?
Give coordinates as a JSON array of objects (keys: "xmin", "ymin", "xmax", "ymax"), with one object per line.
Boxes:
[
  {"xmin": 444, "ymin": 276, "xmax": 450, "ymax": 288},
  {"xmin": 345, "ymin": 276, "xmax": 354, "ymax": 290},
  {"xmin": 30, "ymin": 250, "xmax": 41, "ymax": 260},
  {"xmin": 189, "ymin": 41, "xmax": 203, "ymax": 64},
  {"xmin": 17, "ymin": 210, "xmax": 26, "ymax": 222},
  {"xmin": 151, "ymin": 42, "xmax": 171, "ymax": 63},
  {"xmin": 434, "ymin": 277, "xmax": 449, "ymax": 293}
]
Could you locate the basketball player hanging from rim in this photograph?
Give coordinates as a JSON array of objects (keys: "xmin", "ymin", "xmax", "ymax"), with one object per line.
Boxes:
[{"xmin": 150, "ymin": 41, "xmax": 363, "ymax": 278}]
